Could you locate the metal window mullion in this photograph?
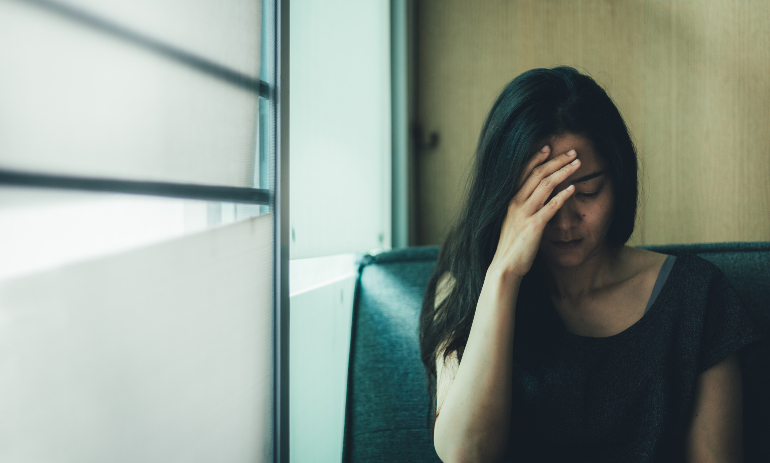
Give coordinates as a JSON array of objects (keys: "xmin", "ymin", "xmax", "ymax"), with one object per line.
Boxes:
[
  {"xmin": 273, "ymin": 0, "xmax": 290, "ymax": 462},
  {"xmin": 0, "ymin": 169, "xmax": 271, "ymax": 205}
]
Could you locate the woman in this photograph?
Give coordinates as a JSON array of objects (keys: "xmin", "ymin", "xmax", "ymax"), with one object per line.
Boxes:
[{"xmin": 419, "ymin": 67, "xmax": 762, "ymax": 462}]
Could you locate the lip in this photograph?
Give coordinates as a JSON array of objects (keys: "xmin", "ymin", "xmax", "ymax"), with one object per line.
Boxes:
[{"xmin": 549, "ymin": 239, "xmax": 583, "ymax": 249}]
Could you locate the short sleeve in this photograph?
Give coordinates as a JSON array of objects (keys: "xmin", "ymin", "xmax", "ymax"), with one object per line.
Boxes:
[{"xmin": 698, "ymin": 270, "xmax": 765, "ymax": 372}]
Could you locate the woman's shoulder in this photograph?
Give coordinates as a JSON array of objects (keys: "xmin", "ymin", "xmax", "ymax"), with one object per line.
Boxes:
[
  {"xmin": 618, "ymin": 248, "xmax": 734, "ymax": 309},
  {"xmin": 625, "ymin": 247, "xmax": 725, "ymax": 282},
  {"xmin": 665, "ymin": 251, "xmax": 729, "ymax": 284},
  {"xmin": 651, "ymin": 252, "xmax": 744, "ymax": 315}
]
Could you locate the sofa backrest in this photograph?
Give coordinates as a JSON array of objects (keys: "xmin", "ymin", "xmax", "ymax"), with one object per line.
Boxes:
[
  {"xmin": 342, "ymin": 242, "xmax": 770, "ymax": 463},
  {"xmin": 342, "ymin": 247, "xmax": 441, "ymax": 463}
]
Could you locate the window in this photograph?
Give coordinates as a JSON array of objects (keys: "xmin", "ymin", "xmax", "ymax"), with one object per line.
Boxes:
[{"xmin": 0, "ymin": 0, "xmax": 286, "ymax": 461}]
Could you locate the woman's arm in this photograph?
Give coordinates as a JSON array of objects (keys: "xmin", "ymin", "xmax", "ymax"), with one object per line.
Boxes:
[
  {"xmin": 686, "ymin": 353, "xmax": 744, "ymax": 463},
  {"xmin": 433, "ymin": 269, "xmax": 521, "ymax": 463},
  {"xmin": 433, "ymin": 146, "xmax": 581, "ymax": 463}
]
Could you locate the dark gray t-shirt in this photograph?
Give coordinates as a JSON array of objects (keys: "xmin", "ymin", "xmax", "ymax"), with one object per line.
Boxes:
[{"xmin": 508, "ymin": 253, "xmax": 763, "ymax": 462}]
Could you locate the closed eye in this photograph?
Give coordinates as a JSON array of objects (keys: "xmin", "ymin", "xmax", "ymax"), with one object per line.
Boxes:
[{"xmin": 576, "ymin": 192, "xmax": 599, "ymax": 198}]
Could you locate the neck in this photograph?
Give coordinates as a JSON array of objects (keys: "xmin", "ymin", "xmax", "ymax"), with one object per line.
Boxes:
[{"xmin": 538, "ymin": 245, "xmax": 623, "ymax": 302}]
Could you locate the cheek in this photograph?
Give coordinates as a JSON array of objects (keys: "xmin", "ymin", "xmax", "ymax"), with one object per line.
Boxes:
[
  {"xmin": 595, "ymin": 199, "xmax": 615, "ymax": 233},
  {"xmin": 576, "ymin": 200, "xmax": 613, "ymax": 233}
]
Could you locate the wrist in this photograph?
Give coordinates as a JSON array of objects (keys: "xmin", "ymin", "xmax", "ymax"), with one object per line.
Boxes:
[
  {"xmin": 486, "ymin": 261, "xmax": 524, "ymax": 283},
  {"xmin": 485, "ymin": 264, "xmax": 523, "ymax": 295}
]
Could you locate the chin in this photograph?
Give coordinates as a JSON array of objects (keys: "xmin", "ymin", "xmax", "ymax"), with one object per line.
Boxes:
[
  {"xmin": 545, "ymin": 253, "xmax": 585, "ymax": 268},
  {"xmin": 540, "ymin": 239, "xmax": 591, "ymax": 268}
]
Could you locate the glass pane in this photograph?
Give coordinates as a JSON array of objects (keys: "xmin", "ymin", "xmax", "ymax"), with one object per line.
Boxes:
[
  {"xmin": 0, "ymin": 214, "xmax": 273, "ymax": 461},
  {"xmin": 0, "ymin": 186, "xmax": 263, "ymax": 282},
  {"xmin": 289, "ymin": 0, "xmax": 391, "ymax": 259},
  {"xmin": 0, "ymin": 0, "xmax": 259, "ymax": 187}
]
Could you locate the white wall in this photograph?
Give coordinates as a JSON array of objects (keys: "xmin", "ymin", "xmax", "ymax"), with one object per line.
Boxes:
[{"xmin": 289, "ymin": 275, "xmax": 357, "ymax": 463}]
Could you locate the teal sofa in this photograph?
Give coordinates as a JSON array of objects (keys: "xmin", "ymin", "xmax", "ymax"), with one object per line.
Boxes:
[{"xmin": 342, "ymin": 242, "xmax": 770, "ymax": 462}]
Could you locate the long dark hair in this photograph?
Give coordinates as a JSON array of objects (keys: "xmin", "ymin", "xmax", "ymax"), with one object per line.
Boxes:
[{"xmin": 418, "ymin": 66, "xmax": 639, "ymax": 423}]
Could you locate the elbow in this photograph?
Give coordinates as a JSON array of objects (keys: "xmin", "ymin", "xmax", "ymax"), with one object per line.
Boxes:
[
  {"xmin": 434, "ymin": 446, "xmax": 472, "ymax": 463},
  {"xmin": 435, "ymin": 450, "xmax": 504, "ymax": 463},
  {"xmin": 435, "ymin": 453, "xmax": 479, "ymax": 463},
  {"xmin": 434, "ymin": 437, "xmax": 507, "ymax": 463},
  {"xmin": 433, "ymin": 411, "xmax": 509, "ymax": 463}
]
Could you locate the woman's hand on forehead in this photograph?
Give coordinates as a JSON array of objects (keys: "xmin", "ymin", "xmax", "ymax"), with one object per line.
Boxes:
[{"xmin": 491, "ymin": 145, "xmax": 580, "ymax": 277}]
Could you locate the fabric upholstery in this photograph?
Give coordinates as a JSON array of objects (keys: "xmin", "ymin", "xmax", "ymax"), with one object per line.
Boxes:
[
  {"xmin": 342, "ymin": 243, "xmax": 769, "ymax": 462},
  {"xmin": 343, "ymin": 249, "xmax": 441, "ymax": 463}
]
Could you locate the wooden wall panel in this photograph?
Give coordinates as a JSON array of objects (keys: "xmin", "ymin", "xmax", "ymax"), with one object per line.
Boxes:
[{"xmin": 416, "ymin": 0, "xmax": 770, "ymax": 246}]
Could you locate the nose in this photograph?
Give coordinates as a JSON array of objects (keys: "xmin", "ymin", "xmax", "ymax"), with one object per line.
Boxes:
[{"xmin": 548, "ymin": 197, "xmax": 580, "ymax": 230}]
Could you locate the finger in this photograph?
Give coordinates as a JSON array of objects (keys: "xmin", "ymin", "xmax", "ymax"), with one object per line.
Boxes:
[
  {"xmin": 515, "ymin": 145, "xmax": 551, "ymax": 191},
  {"xmin": 519, "ymin": 153, "xmax": 580, "ymax": 209},
  {"xmin": 527, "ymin": 157, "xmax": 581, "ymax": 209},
  {"xmin": 515, "ymin": 149, "xmax": 577, "ymax": 202},
  {"xmin": 534, "ymin": 184, "xmax": 575, "ymax": 224}
]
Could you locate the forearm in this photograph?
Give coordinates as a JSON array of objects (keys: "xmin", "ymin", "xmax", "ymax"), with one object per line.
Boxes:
[{"xmin": 434, "ymin": 268, "xmax": 520, "ymax": 463}]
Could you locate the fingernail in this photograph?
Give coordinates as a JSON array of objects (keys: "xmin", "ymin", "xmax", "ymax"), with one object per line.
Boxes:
[
  {"xmin": 571, "ymin": 158, "xmax": 580, "ymax": 165},
  {"xmin": 567, "ymin": 185, "xmax": 575, "ymax": 191},
  {"xmin": 567, "ymin": 150, "xmax": 576, "ymax": 157},
  {"xmin": 541, "ymin": 145, "xmax": 549, "ymax": 152}
]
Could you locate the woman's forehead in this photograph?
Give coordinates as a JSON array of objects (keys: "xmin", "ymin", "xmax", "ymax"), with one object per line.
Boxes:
[{"xmin": 545, "ymin": 133, "xmax": 604, "ymax": 170}]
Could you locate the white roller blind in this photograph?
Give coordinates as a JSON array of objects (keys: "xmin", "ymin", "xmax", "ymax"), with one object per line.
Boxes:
[
  {"xmin": 0, "ymin": 214, "xmax": 273, "ymax": 462},
  {"xmin": 0, "ymin": 186, "xmax": 264, "ymax": 281},
  {"xmin": 289, "ymin": 0, "xmax": 391, "ymax": 259},
  {"xmin": 63, "ymin": 0, "xmax": 262, "ymax": 77},
  {"xmin": 0, "ymin": 0, "xmax": 260, "ymax": 187}
]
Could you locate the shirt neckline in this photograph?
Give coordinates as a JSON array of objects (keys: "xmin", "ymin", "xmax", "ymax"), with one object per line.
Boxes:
[{"xmin": 560, "ymin": 253, "xmax": 682, "ymax": 346}]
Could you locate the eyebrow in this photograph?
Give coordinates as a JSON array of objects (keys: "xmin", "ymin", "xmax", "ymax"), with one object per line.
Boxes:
[{"xmin": 572, "ymin": 171, "xmax": 604, "ymax": 184}]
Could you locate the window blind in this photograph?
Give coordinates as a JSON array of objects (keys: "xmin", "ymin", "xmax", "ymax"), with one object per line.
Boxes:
[
  {"xmin": 0, "ymin": 0, "xmax": 281, "ymax": 460},
  {"xmin": 0, "ymin": 0, "xmax": 262, "ymax": 187}
]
